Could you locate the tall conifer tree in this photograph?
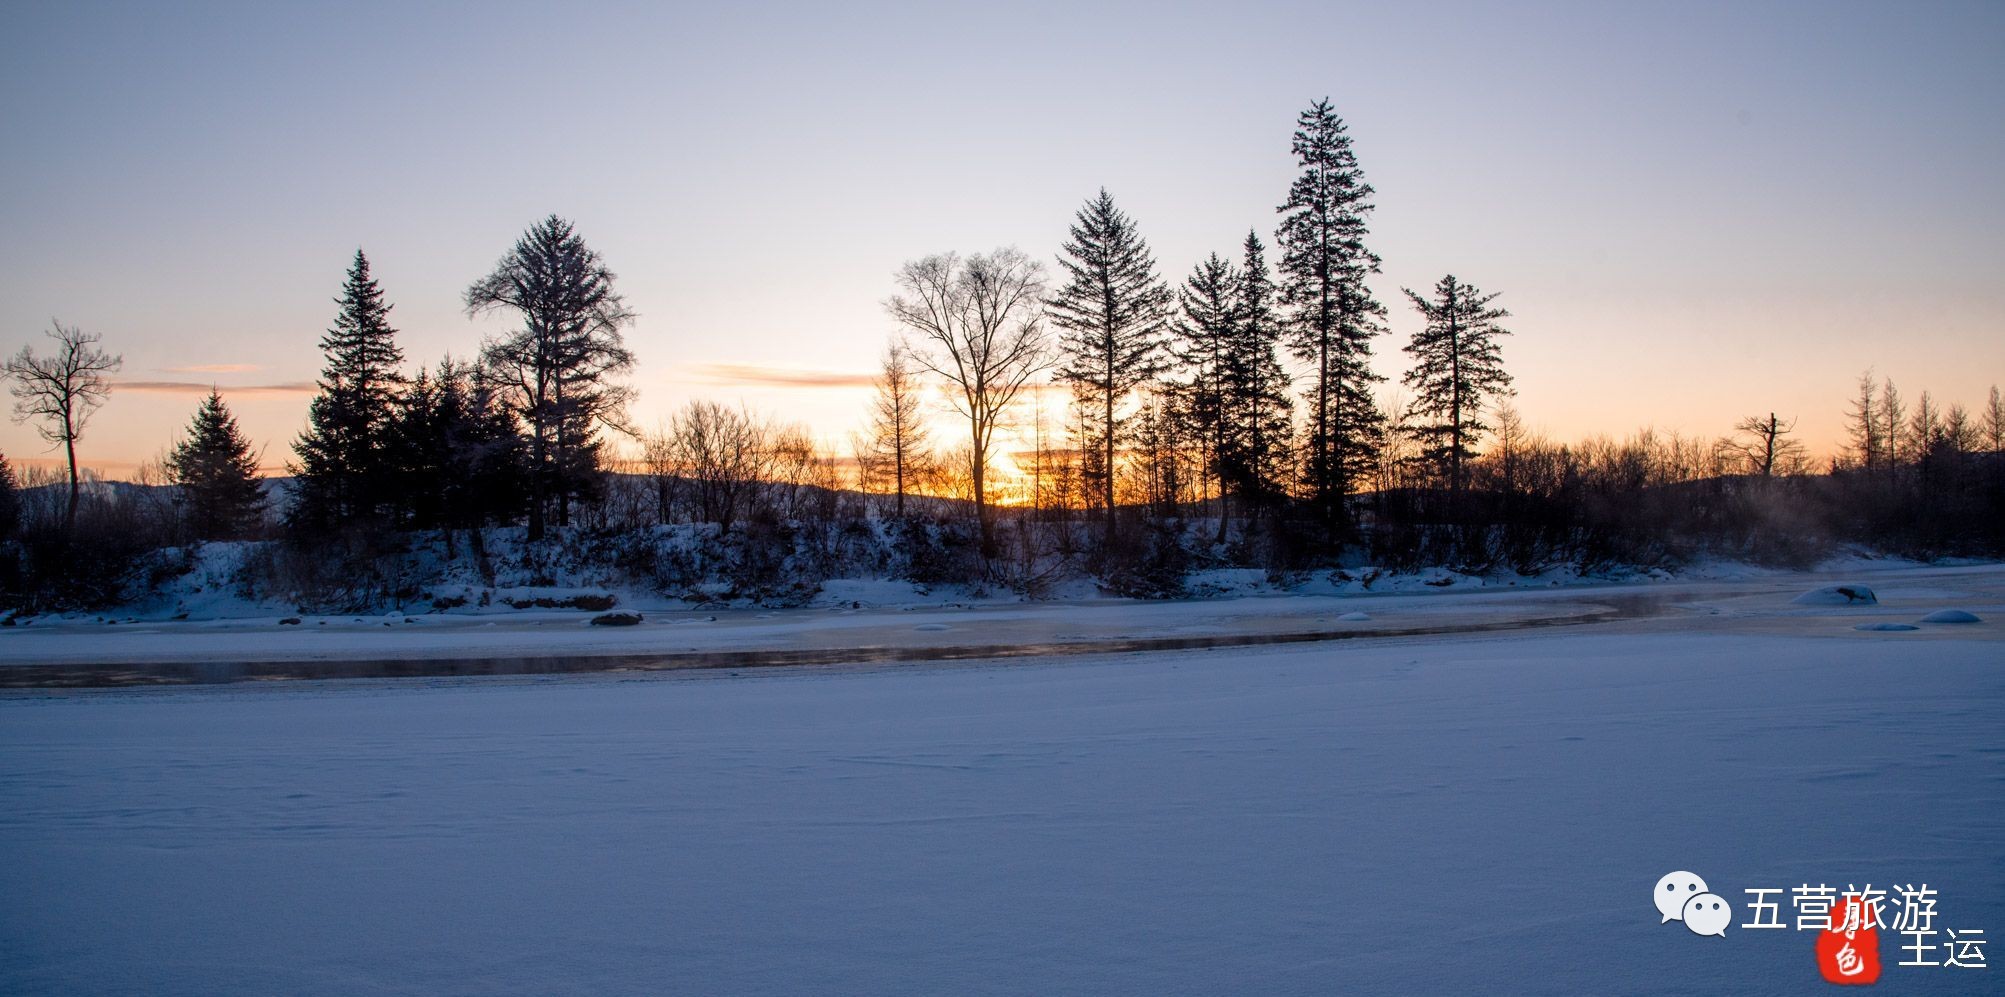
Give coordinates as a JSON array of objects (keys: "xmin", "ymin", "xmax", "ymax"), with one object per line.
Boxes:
[
  {"xmin": 1276, "ymin": 99, "xmax": 1384, "ymax": 530},
  {"xmin": 1227, "ymin": 231, "xmax": 1294, "ymax": 508},
  {"xmin": 1050, "ymin": 189, "xmax": 1174, "ymax": 536},
  {"xmin": 291, "ymin": 250, "xmax": 405, "ymax": 527},
  {"xmin": 1174, "ymin": 251, "xmax": 1239, "ymax": 526},
  {"xmin": 1400, "ymin": 274, "xmax": 1512, "ymax": 497},
  {"xmin": 466, "ymin": 216, "xmax": 635, "ymax": 540}
]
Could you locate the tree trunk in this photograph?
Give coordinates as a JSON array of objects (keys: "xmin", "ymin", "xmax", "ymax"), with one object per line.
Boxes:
[
  {"xmin": 1103, "ymin": 353, "xmax": 1116, "ymax": 539},
  {"xmin": 64, "ymin": 434, "xmax": 79, "ymax": 532}
]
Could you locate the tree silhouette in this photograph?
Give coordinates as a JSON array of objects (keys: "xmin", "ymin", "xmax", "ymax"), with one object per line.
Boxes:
[
  {"xmin": 888, "ymin": 248, "xmax": 1049, "ymax": 557},
  {"xmin": 864, "ymin": 343, "xmax": 935, "ymax": 519},
  {"xmin": 1227, "ymin": 231, "xmax": 1294, "ymax": 511},
  {"xmin": 4, "ymin": 322, "xmax": 121, "ymax": 531},
  {"xmin": 1276, "ymin": 99, "xmax": 1384, "ymax": 531},
  {"xmin": 167, "ymin": 390, "xmax": 266, "ymax": 539},
  {"xmin": 466, "ymin": 215, "xmax": 637, "ymax": 540},
  {"xmin": 1716, "ymin": 412, "xmax": 1807, "ymax": 477},
  {"xmin": 291, "ymin": 250, "xmax": 405, "ymax": 528},
  {"xmin": 1050, "ymin": 189, "xmax": 1173, "ymax": 537},
  {"xmin": 1173, "ymin": 250, "xmax": 1239, "ymax": 530},
  {"xmin": 1401, "ymin": 274, "xmax": 1513, "ymax": 497}
]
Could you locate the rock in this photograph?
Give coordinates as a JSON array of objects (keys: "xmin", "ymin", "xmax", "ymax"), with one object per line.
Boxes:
[
  {"xmin": 590, "ymin": 611, "xmax": 644, "ymax": 627},
  {"xmin": 1793, "ymin": 585, "xmax": 1877, "ymax": 606},
  {"xmin": 279, "ymin": 617, "xmax": 302, "ymax": 626},
  {"xmin": 1853, "ymin": 622, "xmax": 1918, "ymax": 632},
  {"xmin": 1919, "ymin": 609, "xmax": 1981, "ymax": 623}
]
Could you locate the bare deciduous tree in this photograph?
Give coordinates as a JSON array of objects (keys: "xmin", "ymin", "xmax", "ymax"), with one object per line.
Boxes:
[
  {"xmin": 1716, "ymin": 412, "xmax": 1808, "ymax": 477},
  {"xmin": 638, "ymin": 422, "xmax": 680, "ymax": 526},
  {"xmin": 1878, "ymin": 379, "xmax": 1906, "ymax": 468},
  {"xmin": 4, "ymin": 322, "xmax": 122, "ymax": 529},
  {"xmin": 666, "ymin": 400, "xmax": 770, "ymax": 534},
  {"xmin": 1844, "ymin": 369, "xmax": 1882, "ymax": 471},
  {"xmin": 887, "ymin": 248, "xmax": 1050, "ymax": 554}
]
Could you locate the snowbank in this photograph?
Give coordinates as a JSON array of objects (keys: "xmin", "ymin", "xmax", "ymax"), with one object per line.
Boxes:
[
  {"xmin": 1920, "ymin": 609, "xmax": 1982, "ymax": 623},
  {"xmin": 1792, "ymin": 584, "xmax": 1877, "ymax": 605}
]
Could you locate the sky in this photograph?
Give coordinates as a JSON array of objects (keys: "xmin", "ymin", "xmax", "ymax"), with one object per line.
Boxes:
[{"xmin": 1, "ymin": 0, "xmax": 2001, "ymax": 478}]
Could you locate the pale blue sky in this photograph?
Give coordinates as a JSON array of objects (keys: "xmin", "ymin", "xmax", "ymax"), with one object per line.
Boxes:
[{"xmin": 2, "ymin": 0, "xmax": 2001, "ymax": 473}]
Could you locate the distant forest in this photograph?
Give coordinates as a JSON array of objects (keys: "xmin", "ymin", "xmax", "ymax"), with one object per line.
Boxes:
[{"xmin": 3, "ymin": 99, "xmax": 2001, "ymax": 613}]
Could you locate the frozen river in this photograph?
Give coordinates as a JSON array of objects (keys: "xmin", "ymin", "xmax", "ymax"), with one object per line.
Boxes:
[{"xmin": 3, "ymin": 565, "xmax": 2001, "ymax": 993}]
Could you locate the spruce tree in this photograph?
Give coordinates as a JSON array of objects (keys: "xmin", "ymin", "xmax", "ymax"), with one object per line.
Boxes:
[
  {"xmin": 466, "ymin": 216, "xmax": 635, "ymax": 540},
  {"xmin": 394, "ymin": 358, "xmax": 526, "ymax": 553},
  {"xmin": 291, "ymin": 249, "xmax": 405, "ymax": 528},
  {"xmin": 0, "ymin": 450, "xmax": 18, "ymax": 543},
  {"xmin": 1276, "ymin": 99, "xmax": 1385, "ymax": 530},
  {"xmin": 1400, "ymin": 275, "xmax": 1512, "ymax": 497},
  {"xmin": 1226, "ymin": 231, "xmax": 1294, "ymax": 509},
  {"xmin": 168, "ymin": 390, "xmax": 266, "ymax": 539},
  {"xmin": 1050, "ymin": 188, "xmax": 1174, "ymax": 537},
  {"xmin": 1173, "ymin": 251, "xmax": 1239, "ymax": 529}
]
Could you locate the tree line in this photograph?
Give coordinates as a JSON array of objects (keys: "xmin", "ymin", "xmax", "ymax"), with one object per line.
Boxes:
[{"xmin": 2, "ymin": 99, "xmax": 2001, "ymax": 610}]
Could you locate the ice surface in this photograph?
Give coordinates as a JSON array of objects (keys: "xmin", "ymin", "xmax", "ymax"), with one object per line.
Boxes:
[
  {"xmin": 1853, "ymin": 622, "xmax": 1920, "ymax": 631},
  {"xmin": 2, "ymin": 566, "xmax": 2001, "ymax": 994}
]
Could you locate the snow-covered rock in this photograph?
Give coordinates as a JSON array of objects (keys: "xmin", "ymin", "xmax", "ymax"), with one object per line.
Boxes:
[
  {"xmin": 1920, "ymin": 609, "xmax": 1982, "ymax": 623},
  {"xmin": 1793, "ymin": 585, "xmax": 1877, "ymax": 605}
]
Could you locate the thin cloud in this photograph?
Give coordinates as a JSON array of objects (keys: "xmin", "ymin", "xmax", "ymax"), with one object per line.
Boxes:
[
  {"xmin": 115, "ymin": 380, "xmax": 316, "ymax": 396},
  {"xmin": 160, "ymin": 363, "xmax": 262, "ymax": 374},
  {"xmin": 691, "ymin": 363, "xmax": 876, "ymax": 389}
]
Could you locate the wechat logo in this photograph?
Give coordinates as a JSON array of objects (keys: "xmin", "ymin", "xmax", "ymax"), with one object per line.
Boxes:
[{"xmin": 1655, "ymin": 871, "xmax": 1730, "ymax": 937}]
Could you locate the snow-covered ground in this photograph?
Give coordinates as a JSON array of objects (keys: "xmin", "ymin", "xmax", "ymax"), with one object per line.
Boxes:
[{"xmin": 2, "ymin": 564, "xmax": 2000, "ymax": 994}]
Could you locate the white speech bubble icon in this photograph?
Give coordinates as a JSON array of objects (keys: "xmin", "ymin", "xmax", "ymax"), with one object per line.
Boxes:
[
  {"xmin": 1683, "ymin": 893, "xmax": 1730, "ymax": 937},
  {"xmin": 1655, "ymin": 871, "xmax": 1709, "ymax": 922}
]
